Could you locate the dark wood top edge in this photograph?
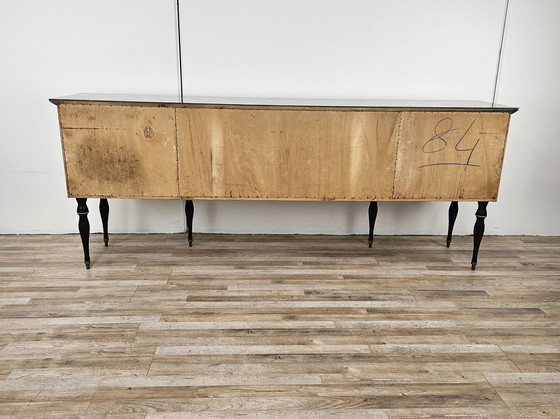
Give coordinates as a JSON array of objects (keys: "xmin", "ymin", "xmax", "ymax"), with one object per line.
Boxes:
[{"xmin": 49, "ymin": 96, "xmax": 518, "ymax": 114}]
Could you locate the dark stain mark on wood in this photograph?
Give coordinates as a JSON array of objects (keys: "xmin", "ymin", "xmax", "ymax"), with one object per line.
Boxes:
[{"xmin": 77, "ymin": 143, "xmax": 141, "ymax": 182}]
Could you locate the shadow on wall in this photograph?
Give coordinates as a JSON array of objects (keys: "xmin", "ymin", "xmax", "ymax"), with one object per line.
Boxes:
[
  {"xmin": 110, "ymin": 199, "xmax": 184, "ymax": 233},
  {"xmin": 199, "ymin": 200, "xmax": 472, "ymax": 236},
  {"xmin": 80, "ymin": 199, "xmax": 482, "ymax": 235}
]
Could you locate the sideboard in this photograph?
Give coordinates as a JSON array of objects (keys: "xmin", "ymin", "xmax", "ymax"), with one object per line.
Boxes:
[{"xmin": 50, "ymin": 94, "xmax": 518, "ymax": 269}]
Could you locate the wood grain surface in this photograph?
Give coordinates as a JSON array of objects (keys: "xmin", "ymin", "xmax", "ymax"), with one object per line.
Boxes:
[
  {"xmin": 0, "ymin": 233, "xmax": 558, "ymax": 417},
  {"xmin": 55, "ymin": 102, "xmax": 511, "ymax": 201},
  {"xmin": 58, "ymin": 104, "xmax": 179, "ymax": 198},
  {"xmin": 393, "ymin": 112, "xmax": 510, "ymax": 200},
  {"xmin": 177, "ymin": 108, "xmax": 399, "ymax": 200}
]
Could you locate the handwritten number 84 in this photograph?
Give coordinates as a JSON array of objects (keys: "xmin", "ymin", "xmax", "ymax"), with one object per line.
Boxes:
[{"xmin": 420, "ymin": 118, "xmax": 480, "ymax": 168}]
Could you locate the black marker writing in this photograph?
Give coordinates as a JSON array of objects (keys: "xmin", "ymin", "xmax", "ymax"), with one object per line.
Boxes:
[{"xmin": 420, "ymin": 118, "xmax": 480, "ymax": 168}]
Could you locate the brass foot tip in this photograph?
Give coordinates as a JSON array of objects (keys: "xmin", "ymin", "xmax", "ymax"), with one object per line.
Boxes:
[{"xmin": 85, "ymin": 261, "xmax": 91, "ymax": 269}]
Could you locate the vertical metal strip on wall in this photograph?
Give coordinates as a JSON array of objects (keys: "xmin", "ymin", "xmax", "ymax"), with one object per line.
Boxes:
[
  {"xmin": 176, "ymin": 0, "xmax": 184, "ymax": 102},
  {"xmin": 492, "ymin": 0, "xmax": 510, "ymax": 106}
]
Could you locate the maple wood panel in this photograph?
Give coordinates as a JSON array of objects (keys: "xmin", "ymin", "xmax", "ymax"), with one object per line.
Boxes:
[
  {"xmin": 58, "ymin": 103, "xmax": 178, "ymax": 198},
  {"xmin": 393, "ymin": 112, "xmax": 511, "ymax": 201},
  {"xmin": 52, "ymin": 98, "xmax": 514, "ymax": 202},
  {"xmin": 177, "ymin": 108, "xmax": 399, "ymax": 200}
]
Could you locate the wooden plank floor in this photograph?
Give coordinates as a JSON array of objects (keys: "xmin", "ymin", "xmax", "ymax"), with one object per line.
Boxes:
[{"xmin": 0, "ymin": 233, "xmax": 559, "ymax": 418}]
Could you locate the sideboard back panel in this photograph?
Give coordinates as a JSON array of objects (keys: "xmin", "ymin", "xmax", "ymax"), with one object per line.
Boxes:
[
  {"xmin": 393, "ymin": 111, "xmax": 511, "ymax": 201},
  {"xmin": 58, "ymin": 104, "xmax": 178, "ymax": 198},
  {"xmin": 52, "ymin": 98, "xmax": 514, "ymax": 202},
  {"xmin": 177, "ymin": 108, "xmax": 399, "ymax": 200}
]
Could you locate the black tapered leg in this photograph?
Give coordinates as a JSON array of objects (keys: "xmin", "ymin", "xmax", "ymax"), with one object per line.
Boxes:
[
  {"xmin": 76, "ymin": 198, "xmax": 91, "ymax": 269},
  {"xmin": 446, "ymin": 201, "xmax": 459, "ymax": 248},
  {"xmin": 368, "ymin": 201, "xmax": 378, "ymax": 248},
  {"xmin": 99, "ymin": 198, "xmax": 109, "ymax": 246},
  {"xmin": 471, "ymin": 201, "xmax": 488, "ymax": 270},
  {"xmin": 185, "ymin": 200, "xmax": 194, "ymax": 247}
]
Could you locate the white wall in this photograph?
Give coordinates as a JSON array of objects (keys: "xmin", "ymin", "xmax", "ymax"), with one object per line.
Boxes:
[{"xmin": 1, "ymin": 0, "xmax": 558, "ymax": 236}]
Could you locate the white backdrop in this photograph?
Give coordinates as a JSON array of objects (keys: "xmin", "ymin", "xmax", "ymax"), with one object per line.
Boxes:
[{"xmin": 1, "ymin": 0, "xmax": 559, "ymax": 236}]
